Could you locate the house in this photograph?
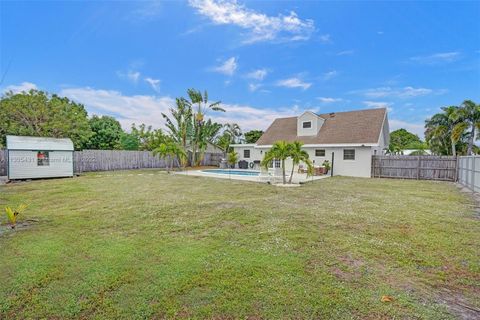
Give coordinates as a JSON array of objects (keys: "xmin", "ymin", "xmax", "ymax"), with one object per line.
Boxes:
[
  {"xmin": 6, "ymin": 135, "xmax": 74, "ymax": 180},
  {"xmin": 231, "ymin": 108, "xmax": 389, "ymax": 178}
]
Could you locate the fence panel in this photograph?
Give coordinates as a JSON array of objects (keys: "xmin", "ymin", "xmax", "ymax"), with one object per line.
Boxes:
[
  {"xmin": 74, "ymin": 150, "xmax": 223, "ymax": 173},
  {"xmin": 457, "ymin": 156, "xmax": 480, "ymax": 192},
  {"xmin": 371, "ymin": 155, "xmax": 457, "ymax": 181},
  {"xmin": 0, "ymin": 150, "xmax": 6, "ymax": 176}
]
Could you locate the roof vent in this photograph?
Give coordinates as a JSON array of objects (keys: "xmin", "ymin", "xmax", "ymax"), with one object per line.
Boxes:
[{"xmin": 329, "ymin": 112, "xmax": 336, "ymax": 118}]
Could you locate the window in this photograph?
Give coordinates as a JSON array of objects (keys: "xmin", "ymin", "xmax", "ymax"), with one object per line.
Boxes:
[
  {"xmin": 343, "ymin": 149, "xmax": 355, "ymax": 160},
  {"xmin": 274, "ymin": 159, "xmax": 281, "ymax": 168},
  {"xmin": 315, "ymin": 149, "xmax": 325, "ymax": 157},
  {"xmin": 243, "ymin": 149, "xmax": 250, "ymax": 158},
  {"xmin": 268, "ymin": 159, "xmax": 281, "ymax": 168},
  {"xmin": 302, "ymin": 121, "xmax": 312, "ymax": 128},
  {"xmin": 37, "ymin": 151, "xmax": 50, "ymax": 166}
]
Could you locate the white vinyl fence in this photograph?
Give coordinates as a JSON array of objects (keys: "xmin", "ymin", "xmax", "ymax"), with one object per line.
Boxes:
[{"xmin": 457, "ymin": 156, "xmax": 480, "ymax": 192}]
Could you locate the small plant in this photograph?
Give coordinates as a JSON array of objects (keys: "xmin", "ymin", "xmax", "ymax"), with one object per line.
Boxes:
[
  {"xmin": 227, "ymin": 151, "xmax": 239, "ymax": 169},
  {"xmin": 5, "ymin": 204, "xmax": 27, "ymax": 229},
  {"xmin": 322, "ymin": 160, "xmax": 331, "ymax": 174}
]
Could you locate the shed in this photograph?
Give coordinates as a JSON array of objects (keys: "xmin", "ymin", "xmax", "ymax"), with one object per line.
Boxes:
[{"xmin": 6, "ymin": 135, "xmax": 74, "ymax": 180}]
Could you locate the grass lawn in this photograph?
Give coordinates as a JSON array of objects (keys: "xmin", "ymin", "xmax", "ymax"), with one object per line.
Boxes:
[{"xmin": 1, "ymin": 171, "xmax": 479, "ymax": 319}]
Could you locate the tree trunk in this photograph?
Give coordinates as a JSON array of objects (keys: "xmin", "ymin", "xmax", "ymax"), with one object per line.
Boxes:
[
  {"xmin": 451, "ymin": 137, "xmax": 456, "ymax": 156},
  {"xmin": 281, "ymin": 159, "xmax": 286, "ymax": 184},
  {"xmin": 167, "ymin": 155, "xmax": 171, "ymax": 173},
  {"xmin": 468, "ymin": 126, "xmax": 475, "ymax": 155},
  {"xmin": 288, "ymin": 162, "xmax": 295, "ymax": 184}
]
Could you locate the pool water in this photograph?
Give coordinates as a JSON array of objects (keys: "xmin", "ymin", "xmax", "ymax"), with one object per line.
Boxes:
[{"xmin": 201, "ymin": 169, "xmax": 260, "ymax": 176}]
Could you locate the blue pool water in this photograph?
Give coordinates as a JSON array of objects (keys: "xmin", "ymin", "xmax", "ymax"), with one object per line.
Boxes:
[{"xmin": 201, "ymin": 169, "xmax": 260, "ymax": 176}]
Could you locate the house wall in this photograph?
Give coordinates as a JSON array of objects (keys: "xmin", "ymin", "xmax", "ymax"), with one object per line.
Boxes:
[
  {"xmin": 8, "ymin": 150, "xmax": 73, "ymax": 179},
  {"xmin": 233, "ymin": 145, "xmax": 374, "ymax": 178}
]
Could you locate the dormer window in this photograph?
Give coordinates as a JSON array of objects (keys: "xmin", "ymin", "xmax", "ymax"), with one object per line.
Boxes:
[{"xmin": 302, "ymin": 121, "xmax": 312, "ymax": 129}]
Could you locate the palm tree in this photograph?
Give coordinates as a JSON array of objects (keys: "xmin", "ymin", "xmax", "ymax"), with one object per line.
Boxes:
[
  {"xmin": 196, "ymin": 119, "xmax": 223, "ymax": 166},
  {"xmin": 186, "ymin": 89, "xmax": 225, "ymax": 166},
  {"xmin": 288, "ymin": 141, "xmax": 313, "ymax": 183},
  {"xmin": 456, "ymin": 100, "xmax": 480, "ymax": 155},
  {"xmin": 261, "ymin": 141, "xmax": 291, "ymax": 184},
  {"xmin": 217, "ymin": 123, "xmax": 242, "ymax": 156},
  {"xmin": 162, "ymin": 98, "xmax": 192, "ymax": 167},
  {"xmin": 227, "ymin": 151, "xmax": 239, "ymax": 169},
  {"xmin": 153, "ymin": 141, "xmax": 186, "ymax": 173}
]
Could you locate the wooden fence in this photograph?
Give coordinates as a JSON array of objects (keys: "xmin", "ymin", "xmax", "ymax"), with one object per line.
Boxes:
[
  {"xmin": 74, "ymin": 150, "xmax": 223, "ymax": 173},
  {"xmin": 371, "ymin": 155, "xmax": 457, "ymax": 181}
]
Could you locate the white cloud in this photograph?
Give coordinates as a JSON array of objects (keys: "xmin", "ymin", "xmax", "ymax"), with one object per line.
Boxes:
[
  {"xmin": 248, "ymin": 83, "xmax": 261, "ymax": 92},
  {"xmin": 317, "ymin": 97, "xmax": 342, "ymax": 103},
  {"xmin": 60, "ymin": 87, "xmax": 174, "ymax": 130},
  {"xmin": 336, "ymin": 50, "xmax": 354, "ymax": 56},
  {"xmin": 276, "ymin": 77, "xmax": 312, "ymax": 90},
  {"xmin": 389, "ymin": 119, "xmax": 425, "ymax": 139},
  {"xmin": 362, "ymin": 101, "xmax": 393, "ymax": 112},
  {"xmin": 60, "ymin": 85, "xmax": 309, "ymax": 132},
  {"xmin": 212, "ymin": 57, "xmax": 237, "ymax": 76},
  {"xmin": 322, "ymin": 70, "xmax": 338, "ymax": 80},
  {"xmin": 189, "ymin": 0, "xmax": 315, "ymax": 44},
  {"xmin": 355, "ymin": 86, "xmax": 439, "ymax": 99},
  {"xmin": 117, "ymin": 70, "xmax": 141, "ymax": 83},
  {"xmin": 377, "ymin": 31, "xmax": 384, "ymax": 35},
  {"xmin": 2, "ymin": 82, "xmax": 38, "ymax": 94},
  {"xmin": 145, "ymin": 77, "xmax": 161, "ymax": 92},
  {"xmin": 319, "ymin": 34, "xmax": 331, "ymax": 43},
  {"xmin": 246, "ymin": 68, "xmax": 268, "ymax": 80},
  {"xmin": 409, "ymin": 52, "xmax": 460, "ymax": 64}
]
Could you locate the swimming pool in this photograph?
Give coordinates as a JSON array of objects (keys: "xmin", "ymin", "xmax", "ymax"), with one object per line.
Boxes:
[{"xmin": 201, "ymin": 169, "xmax": 260, "ymax": 176}]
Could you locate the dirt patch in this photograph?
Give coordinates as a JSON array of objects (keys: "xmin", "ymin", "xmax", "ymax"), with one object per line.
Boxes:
[
  {"xmin": 437, "ymin": 288, "xmax": 480, "ymax": 320},
  {"xmin": 0, "ymin": 219, "xmax": 39, "ymax": 236}
]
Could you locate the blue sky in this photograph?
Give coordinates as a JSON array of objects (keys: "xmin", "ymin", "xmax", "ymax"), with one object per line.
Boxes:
[{"xmin": 1, "ymin": 0, "xmax": 479, "ymax": 137}]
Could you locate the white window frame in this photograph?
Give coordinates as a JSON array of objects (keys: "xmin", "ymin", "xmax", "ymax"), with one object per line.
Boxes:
[
  {"xmin": 243, "ymin": 149, "xmax": 250, "ymax": 158},
  {"xmin": 315, "ymin": 149, "xmax": 325, "ymax": 157}
]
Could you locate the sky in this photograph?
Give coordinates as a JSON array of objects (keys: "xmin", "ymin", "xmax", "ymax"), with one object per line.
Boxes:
[{"xmin": 1, "ymin": 0, "xmax": 479, "ymax": 138}]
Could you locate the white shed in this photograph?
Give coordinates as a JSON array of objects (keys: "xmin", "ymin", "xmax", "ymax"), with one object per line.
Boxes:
[{"xmin": 6, "ymin": 135, "xmax": 74, "ymax": 180}]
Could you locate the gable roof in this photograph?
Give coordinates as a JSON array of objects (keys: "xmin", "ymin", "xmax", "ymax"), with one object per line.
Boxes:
[
  {"xmin": 6, "ymin": 135, "xmax": 74, "ymax": 151},
  {"xmin": 256, "ymin": 108, "xmax": 387, "ymax": 146}
]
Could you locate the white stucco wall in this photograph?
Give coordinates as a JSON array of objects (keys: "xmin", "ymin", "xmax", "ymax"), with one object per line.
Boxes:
[
  {"xmin": 8, "ymin": 150, "xmax": 74, "ymax": 179},
  {"xmin": 233, "ymin": 145, "xmax": 374, "ymax": 177}
]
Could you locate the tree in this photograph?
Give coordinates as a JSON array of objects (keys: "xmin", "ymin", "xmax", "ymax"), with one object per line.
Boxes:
[
  {"xmin": 153, "ymin": 141, "xmax": 186, "ymax": 173},
  {"xmin": 216, "ymin": 123, "xmax": 242, "ymax": 155},
  {"xmin": 455, "ymin": 100, "xmax": 480, "ymax": 155},
  {"xmin": 244, "ymin": 130, "xmax": 263, "ymax": 144},
  {"xmin": 186, "ymin": 89, "xmax": 225, "ymax": 166},
  {"xmin": 130, "ymin": 123, "xmax": 167, "ymax": 151},
  {"xmin": 118, "ymin": 132, "xmax": 140, "ymax": 150},
  {"xmin": 0, "ymin": 90, "xmax": 93, "ymax": 149},
  {"xmin": 162, "ymin": 98, "xmax": 192, "ymax": 166},
  {"xmin": 261, "ymin": 141, "xmax": 291, "ymax": 184},
  {"xmin": 288, "ymin": 141, "xmax": 313, "ymax": 184},
  {"xmin": 389, "ymin": 129, "xmax": 422, "ymax": 151},
  {"xmin": 85, "ymin": 115, "xmax": 123, "ymax": 150},
  {"xmin": 227, "ymin": 151, "xmax": 239, "ymax": 169}
]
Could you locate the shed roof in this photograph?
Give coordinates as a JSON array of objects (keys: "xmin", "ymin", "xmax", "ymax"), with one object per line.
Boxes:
[
  {"xmin": 6, "ymin": 135, "xmax": 74, "ymax": 151},
  {"xmin": 256, "ymin": 108, "xmax": 387, "ymax": 146}
]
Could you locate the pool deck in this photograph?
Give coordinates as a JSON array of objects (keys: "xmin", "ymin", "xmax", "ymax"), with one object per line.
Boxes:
[{"xmin": 174, "ymin": 169, "xmax": 329, "ymax": 184}]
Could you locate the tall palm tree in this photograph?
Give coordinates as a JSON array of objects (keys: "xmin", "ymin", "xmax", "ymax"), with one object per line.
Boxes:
[
  {"xmin": 196, "ymin": 119, "xmax": 223, "ymax": 166},
  {"xmin": 186, "ymin": 89, "xmax": 225, "ymax": 166},
  {"xmin": 162, "ymin": 98, "xmax": 192, "ymax": 167},
  {"xmin": 288, "ymin": 141, "xmax": 313, "ymax": 184},
  {"xmin": 425, "ymin": 111, "xmax": 458, "ymax": 156},
  {"xmin": 261, "ymin": 140, "xmax": 291, "ymax": 184},
  {"xmin": 223, "ymin": 123, "xmax": 242, "ymax": 144},
  {"xmin": 456, "ymin": 100, "xmax": 480, "ymax": 155}
]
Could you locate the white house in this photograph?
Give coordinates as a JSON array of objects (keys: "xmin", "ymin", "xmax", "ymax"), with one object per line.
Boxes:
[
  {"xmin": 6, "ymin": 135, "xmax": 74, "ymax": 180},
  {"xmin": 232, "ymin": 108, "xmax": 389, "ymax": 178}
]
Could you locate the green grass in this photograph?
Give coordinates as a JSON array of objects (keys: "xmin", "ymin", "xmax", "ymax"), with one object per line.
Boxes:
[{"xmin": 1, "ymin": 171, "xmax": 479, "ymax": 319}]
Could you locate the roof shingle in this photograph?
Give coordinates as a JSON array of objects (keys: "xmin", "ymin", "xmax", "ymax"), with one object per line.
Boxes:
[{"xmin": 256, "ymin": 108, "xmax": 386, "ymax": 145}]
